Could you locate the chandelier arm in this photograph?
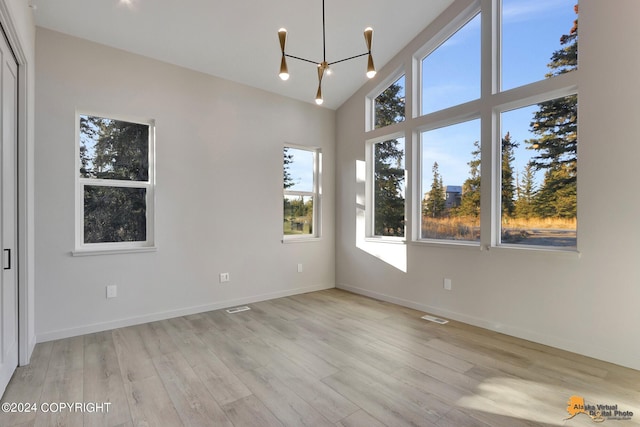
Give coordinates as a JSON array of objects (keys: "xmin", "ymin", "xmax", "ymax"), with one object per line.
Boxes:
[
  {"xmin": 284, "ymin": 53, "xmax": 322, "ymax": 65},
  {"xmin": 322, "ymin": 0, "xmax": 326, "ymax": 63},
  {"xmin": 327, "ymin": 52, "xmax": 369, "ymax": 66}
]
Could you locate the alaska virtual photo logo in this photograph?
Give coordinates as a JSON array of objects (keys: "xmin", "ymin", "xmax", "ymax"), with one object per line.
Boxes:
[{"xmin": 565, "ymin": 396, "xmax": 634, "ymax": 423}]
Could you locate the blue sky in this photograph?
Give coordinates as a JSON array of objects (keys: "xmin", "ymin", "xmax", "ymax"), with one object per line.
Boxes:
[{"xmin": 422, "ymin": 0, "xmax": 577, "ymax": 191}]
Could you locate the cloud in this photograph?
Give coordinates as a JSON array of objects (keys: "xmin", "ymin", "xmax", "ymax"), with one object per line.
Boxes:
[{"xmin": 502, "ymin": 0, "xmax": 572, "ymax": 23}]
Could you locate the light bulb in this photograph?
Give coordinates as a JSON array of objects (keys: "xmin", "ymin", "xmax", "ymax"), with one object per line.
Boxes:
[
  {"xmin": 315, "ymin": 98, "xmax": 324, "ymax": 105},
  {"xmin": 366, "ymin": 54, "xmax": 376, "ymax": 78},
  {"xmin": 279, "ymin": 56, "xmax": 289, "ymax": 81}
]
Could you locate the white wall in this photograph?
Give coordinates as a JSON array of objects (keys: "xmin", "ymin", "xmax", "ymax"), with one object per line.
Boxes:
[
  {"xmin": 336, "ymin": 0, "xmax": 640, "ymax": 370},
  {"xmin": 35, "ymin": 28, "xmax": 335, "ymax": 340}
]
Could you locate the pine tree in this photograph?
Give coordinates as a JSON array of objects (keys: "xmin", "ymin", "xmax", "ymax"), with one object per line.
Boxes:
[
  {"xmin": 534, "ymin": 164, "xmax": 576, "ymax": 218},
  {"xmin": 283, "ymin": 147, "xmax": 295, "ymax": 189},
  {"xmin": 458, "ymin": 141, "xmax": 481, "ymax": 217},
  {"xmin": 373, "ymin": 82, "xmax": 406, "ymax": 236},
  {"xmin": 424, "ymin": 162, "xmax": 445, "ymax": 218},
  {"xmin": 374, "ymin": 140, "xmax": 405, "ymax": 236},
  {"xmin": 514, "ymin": 163, "xmax": 537, "ymax": 219},
  {"xmin": 375, "ymin": 82, "xmax": 405, "ymax": 128},
  {"xmin": 501, "ymin": 132, "xmax": 518, "ymax": 218},
  {"xmin": 527, "ymin": 4, "xmax": 578, "ymax": 218}
]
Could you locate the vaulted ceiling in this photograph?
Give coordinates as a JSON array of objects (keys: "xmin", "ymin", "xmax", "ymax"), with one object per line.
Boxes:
[{"xmin": 32, "ymin": 0, "xmax": 454, "ymax": 110}]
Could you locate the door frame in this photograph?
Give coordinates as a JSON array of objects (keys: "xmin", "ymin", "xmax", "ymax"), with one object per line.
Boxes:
[{"xmin": 0, "ymin": 0, "xmax": 35, "ymax": 365}]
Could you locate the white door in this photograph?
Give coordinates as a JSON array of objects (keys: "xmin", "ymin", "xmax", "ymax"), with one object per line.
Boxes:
[{"xmin": 0, "ymin": 29, "xmax": 18, "ymax": 396}]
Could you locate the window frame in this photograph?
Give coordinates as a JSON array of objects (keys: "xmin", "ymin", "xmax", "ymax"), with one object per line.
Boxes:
[
  {"xmin": 493, "ymin": 89, "xmax": 578, "ymax": 250},
  {"xmin": 366, "ymin": 68, "xmax": 407, "ymax": 132},
  {"xmin": 73, "ymin": 111, "xmax": 156, "ymax": 256},
  {"xmin": 417, "ymin": 117, "xmax": 482, "ymax": 246},
  {"xmin": 417, "ymin": 6, "xmax": 482, "ymax": 117},
  {"xmin": 282, "ymin": 144, "xmax": 322, "ymax": 242},
  {"xmin": 366, "ymin": 132, "xmax": 407, "ymax": 241}
]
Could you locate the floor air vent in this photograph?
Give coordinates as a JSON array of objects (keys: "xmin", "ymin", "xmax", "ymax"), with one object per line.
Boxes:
[
  {"xmin": 226, "ymin": 306, "xmax": 251, "ymax": 314},
  {"xmin": 421, "ymin": 314, "xmax": 449, "ymax": 324}
]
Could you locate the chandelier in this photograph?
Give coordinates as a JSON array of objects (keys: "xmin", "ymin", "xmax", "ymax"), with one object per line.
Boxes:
[{"xmin": 278, "ymin": 0, "xmax": 376, "ymax": 105}]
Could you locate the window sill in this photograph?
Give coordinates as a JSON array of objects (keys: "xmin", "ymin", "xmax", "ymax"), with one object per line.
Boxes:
[
  {"xmin": 411, "ymin": 239, "xmax": 480, "ymax": 250},
  {"xmin": 491, "ymin": 244, "xmax": 581, "ymax": 258},
  {"xmin": 411, "ymin": 239, "xmax": 580, "ymax": 257},
  {"xmin": 72, "ymin": 246, "xmax": 157, "ymax": 257},
  {"xmin": 282, "ymin": 237, "xmax": 322, "ymax": 244},
  {"xmin": 364, "ymin": 237, "xmax": 406, "ymax": 244}
]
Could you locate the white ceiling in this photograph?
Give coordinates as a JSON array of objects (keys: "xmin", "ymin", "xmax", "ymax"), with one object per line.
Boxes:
[{"xmin": 31, "ymin": 0, "xmax": 454, "ymax": 110}]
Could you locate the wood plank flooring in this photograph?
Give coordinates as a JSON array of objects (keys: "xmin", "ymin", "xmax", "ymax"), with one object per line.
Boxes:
[{"xmin": 1, "ymin": 289, "xmax": 638, "ymax": 426}]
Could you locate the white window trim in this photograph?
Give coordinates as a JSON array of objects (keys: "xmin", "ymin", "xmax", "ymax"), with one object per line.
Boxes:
[
  {"xmin": 73, "ymin": 111, "xmax": 156, "ymax": 256},
  {"xmin": 366, "ymin": 132, "xmax": 407, "ymax": 242},
  {"xmin": 366, "ymin": 67, "xmax": 407, "ymax": 132},
  {"xmin": 416, "ymin": 1, "xmax": 482, "ymax": 118},
  {"xmin": 415, "ymin": 117, "xmax": 482, "ymax": 247},
  {"xmin": 282, "ymin": 144, "xmax": 322, "ymax": 242}
]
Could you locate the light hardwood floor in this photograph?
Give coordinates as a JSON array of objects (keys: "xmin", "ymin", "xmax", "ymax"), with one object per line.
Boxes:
[{"xmin": 1, "ymin": 289, "xmax": 638, "ymax": 426}]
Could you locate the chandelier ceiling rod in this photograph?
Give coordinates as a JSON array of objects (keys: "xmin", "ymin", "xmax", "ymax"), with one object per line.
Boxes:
[{"xmin": 278, "ymin": 0, "xmax": 376, "ymax": 105}]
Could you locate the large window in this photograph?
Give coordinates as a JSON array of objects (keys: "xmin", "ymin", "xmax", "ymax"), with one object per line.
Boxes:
[
  {"xmin": 366, "ymin": 0, "xmax": 578, "ymax": 251},
  {"xmin": 283, "ymin": 146, "xmax": 321, "ymax": 239},
  {"xmin": 76, "ymin": 113, "xmax": 155, "ymax": 252}
]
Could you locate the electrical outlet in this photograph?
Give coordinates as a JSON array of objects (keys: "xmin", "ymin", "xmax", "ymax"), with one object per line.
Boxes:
[
  {"xmin": 297, "ymin": 263, "xmax": 303, "ymax": 273},
  {"xmin": 443, "ymin": 278, "xmax": 452, "ymax": 291},
  {"xmin": 106, "ymin": 285, "xmax": 117, "ymax": 299},
  {"xmin": 219, "ymin": 272, "xmax": 230, "ymax": 283}
]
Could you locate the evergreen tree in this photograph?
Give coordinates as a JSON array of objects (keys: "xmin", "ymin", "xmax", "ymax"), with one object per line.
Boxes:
[
  {"xmin": 501, "ymin": 132, "xmax": 518, "ymax": 217},
  {"xmin": 283, "ymin": 147, "xmax": 295, "ymax": 189},
  {"xmin": 458, "ymin": 141, "xmax": 481, "ymax": 217},
  {"xmin": 375, "ymin": 82, "xmax": 405, "ymax": 128},
  {"xmin": 372, "ymin": 82, "xmax": 406, "ymax": 236},
  {"xmin": 424, "ymin": 162, "xmax": 445, "ymax": 218},
  {"xmin": 527, "ymin": 4, "xmax": 578, "ymax": 218},
  {"xmin": 534, "ymin": 164, "xmax": 576, "ymax": 218},
  {"xmin": 374, "ymin": 140, "xmax": 405, "ymax": 236},
  {"xmin": 514, "ymin": 163, "xmax": 537, "ymax": 219}
]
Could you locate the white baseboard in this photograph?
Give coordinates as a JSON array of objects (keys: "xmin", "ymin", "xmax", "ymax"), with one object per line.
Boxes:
[
  {"xmin": 336, "ymin": 283, "xmax": 640, "ymax": 371},
  {"xmin": 36, "ymin": 283, "xmax": 334, "ymax": 343}
]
